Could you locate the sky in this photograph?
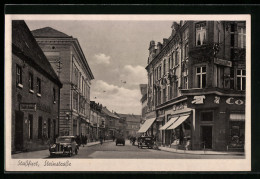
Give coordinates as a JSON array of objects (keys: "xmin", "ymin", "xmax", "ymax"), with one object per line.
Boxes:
[{"xmin": 26, "ymin": 20, "xmax": 173, "ymax": 115}]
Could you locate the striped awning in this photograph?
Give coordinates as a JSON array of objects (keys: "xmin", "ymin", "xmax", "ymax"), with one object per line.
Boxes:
[
  {"xmin": 137, "ymin": 118, "xmax": 156, "ymax": 133},
  {"xmin": 230, "ymin": 114, "xmax": 245, "ymax": 121},
  {"xmin": 159, "ymin": 116, "xmax": 179, "ymax": 130},
  {"xmin": 167, "ymin": 115, "xmax": 190, "ymax": 130}
]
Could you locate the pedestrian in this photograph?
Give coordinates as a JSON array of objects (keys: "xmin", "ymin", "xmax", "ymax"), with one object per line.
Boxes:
[{"xmin": 99, "ymin": 135, "xmax": 103, "ymax": 145}]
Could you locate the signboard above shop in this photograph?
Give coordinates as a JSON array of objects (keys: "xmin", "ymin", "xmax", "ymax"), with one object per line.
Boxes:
[
  {"xmin": 214, "ymin": 58, "xmax": 232, "ymax": 67},
  {"xmin": 20, "ymin": 103, "xmax": 36, "ymax": 111}
]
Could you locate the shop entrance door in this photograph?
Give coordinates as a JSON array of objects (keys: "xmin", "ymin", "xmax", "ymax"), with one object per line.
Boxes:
[
  {"xmin": 201, "ymin": 126, "xmax": 212, "ymax": 149},
  {"xmin": 15, "ymin": 111, "xmax": 24, "ymax": 151}
]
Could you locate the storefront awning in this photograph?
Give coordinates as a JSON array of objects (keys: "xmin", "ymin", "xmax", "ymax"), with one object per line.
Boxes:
[
  {"xmin": 137, "ymin": 118, "xmax": 156, "ymax": 133},
  {"xmin": 167, "ymin": 115, "xmax": 190, "ymax": 130},
  {"xmin": 230, "ymin": 114, "xmax": 245, "ymax": 121},
  {"xmin": 159, "ymin": 116, "xmax": 179, "ymax": 130}
]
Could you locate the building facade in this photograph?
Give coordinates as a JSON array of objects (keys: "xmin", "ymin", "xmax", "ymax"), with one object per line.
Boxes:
[
  {"xmin": 90, "ymin": 101, "xmax": 104, "ymax": 141},
  {"xmin": 31, "ymin": 27, "xmax": 94, "ymax": 137},
  {"xmin": 140, "ymin": 84, "xmax": 148, "ymax": 125},
  {"xmin": 12, "ymin": 21, "xmax": 62, "ymax": 153},
  {"xmin": 144, "ymin": 21, "xmax": 246, "ymax": 151}
]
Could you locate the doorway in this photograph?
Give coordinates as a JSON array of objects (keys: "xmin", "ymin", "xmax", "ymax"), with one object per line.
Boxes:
[
  {"xmin": 201, "ymin": 126, "xmax": 213, "ymax": 149},
  {"xmin": 15, "ymin": 111, "xmax": 24, "ymax": 151}
]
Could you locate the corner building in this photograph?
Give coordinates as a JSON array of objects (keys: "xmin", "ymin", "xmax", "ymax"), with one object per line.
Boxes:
[
  {"xmin": 12, "ymin": 21, "xmax": 62, "ymax": 153},
  {"xmin": 32, "ymin": 27, "xmax": 94, "ymax": 137},
  {"xmin": 144, "ymin": 21, "xmax": 246, "ymax": 151}
]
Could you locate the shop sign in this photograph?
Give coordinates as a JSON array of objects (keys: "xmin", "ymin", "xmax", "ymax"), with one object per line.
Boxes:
[
  {"xmin": 214, "ymin": 58, "xmax": 232, "ymax": 67},
  {"xmin": 226, "ymin": 97, "xmax": 244, "ymax": 105},
  {"xmin": 214, "ymin": 96, "xmax": 220, "ymax": 104},
  {"xmin": 191, "ymin": 95, "xmax": 205, "ymax": 104},
  {"xmin": 20, "ymin": 103, "xmax": 36, "ymax": 111}
]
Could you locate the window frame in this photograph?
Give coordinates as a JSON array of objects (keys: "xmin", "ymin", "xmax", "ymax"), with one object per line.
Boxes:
[
  {"xmin": 29, "ymin": 72, "xmax": 34, "ymax": 92},
  {"xmin": 16, "ymin": 64, "xmax": 23, "ymax": 87},
  {"xmin": 36, "ymin": 77, "xmax": 41, "ymax": 95},
  {"xmin": 236, "ymin": 69, "xmax": 246, "ymax": 91},
  {"xmin": 195, "ymin": 22, "xmax": 207, "ymax": 46},
  {"xmin": 196, "ymin": 66, "xmax": 207, "ymax": 88}
]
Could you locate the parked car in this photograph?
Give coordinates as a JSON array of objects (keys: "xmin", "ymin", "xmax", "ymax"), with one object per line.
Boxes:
[
  {"xmin": 138, "ymin": 136, "xmax": 154, "ymax": 149},
  {"xmin": 49, "ymin": 136, "xmax": 79, "ymax": 157},
  {"xmin": 116, "ymin": 136, "xmax": 125, "ymax": 146}
]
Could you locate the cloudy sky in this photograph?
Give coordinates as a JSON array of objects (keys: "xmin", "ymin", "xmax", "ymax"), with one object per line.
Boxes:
[{"xmin": 26, "ymin": 20, "xmax": 173, "ymax": 114}]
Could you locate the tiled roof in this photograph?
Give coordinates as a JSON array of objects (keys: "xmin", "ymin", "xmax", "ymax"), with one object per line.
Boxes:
[
  {"xmin": 12, "ymin": 20, "xmax": 62, "ymax": 87},
  {"xmin": 116, "ymin": 113, "xmax": 141, "ymax": 122},
  {"xmin": 102, "ymin": 107, "xmax": 119, "ymax": 119},
  {"xmin": 31, "ymin": 27, "xmax": 72, "ymax": 38}
]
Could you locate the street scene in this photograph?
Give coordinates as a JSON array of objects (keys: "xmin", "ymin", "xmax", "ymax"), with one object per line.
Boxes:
[{"xmin": 10, "ymin": 18, "xmax": 246, "ymax": 160}]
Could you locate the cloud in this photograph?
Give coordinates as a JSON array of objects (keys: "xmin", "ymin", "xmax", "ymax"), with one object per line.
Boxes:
[
  {"xmin": 90, "ymin": 80, "xmax": 142, "ymax": 114},
  {"xmin": 120, "ymin": 65, "xmax": 147, "ymax": 87},
  {"xmin": 93, "ymin": 53, "xmax": 110, "ymax": 64}
]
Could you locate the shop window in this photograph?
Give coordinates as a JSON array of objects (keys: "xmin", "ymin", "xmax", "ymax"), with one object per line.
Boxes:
[
  {"xmin": 36, "ymin": 78, "xmax": 41, "ymax": 95},
  {"xmin": 229, "ymin": 121, "xmax": 245, "ymax": 148},
  {"xmin": 16, "ymin": 64, "xmax": 23, "ymax": 87},
  {"xmin": 28, "ymin": 114, "xmax": 33, "ymax": 139},
  {"xmin": 238, "ymin": 27, "xmax": 246, "ymax": 49},
  {"xmin": 195, "ymin": 22, "xmax": 206, "ymax": 46},
  {"xmin": 29, "ymin": 73, "xmax": 33, "ymax": 91},
  {"xmin": 237, "ymin": 69, "xmax": 246, "ymax": 91},
  {"xmin": 38, "ymin": 116, "xmax": 42, "ymax": 139},
  {"xmin": 196, "ymin": 66, "xmax": 206, "ymax": 88},
  {"xmin": 201, "ymin": 111, "xmax": 213, "ymax": 121}
]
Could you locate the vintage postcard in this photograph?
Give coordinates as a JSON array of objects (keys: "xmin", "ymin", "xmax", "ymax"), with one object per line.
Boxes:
[{"xmin": 5, "ymin": 14, "xmax": 251, "ymax": 171}]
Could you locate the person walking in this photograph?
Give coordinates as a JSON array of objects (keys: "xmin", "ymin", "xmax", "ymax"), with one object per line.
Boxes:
[{"xmin": 99, "ymin": 135, "xmax": 103, "ymax": 145}]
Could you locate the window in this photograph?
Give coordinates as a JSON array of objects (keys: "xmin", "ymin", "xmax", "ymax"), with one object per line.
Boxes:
[
  {"xmin": 238, "ymin": 27, "xmax": 246, "ymax": 48},
  {"xmin": 36, "ymin": 78, "xmax": 41, "ymax": 94},
  {"xmin": 28, "ymin": 114, "xmax": 33, "ymax": 139},
  {"xmin": 168, "ymin": 58, "xmax": 171, "ymax": 72},
  {"xmin": 196, "ymin": 22, "xmax": 206, "ymax": 46},
  {"xmin": 174, "ymin": 81, "xmax": 178, "ymax": 98},
  {"xmin": 196, "ymin": 66, "xmax": 206, "ymax": 88},
  {"xmin": 175, "ymin": 51, "xmax": 179, "ymax": 66},
  {"xmin": 29, "ymin": 73, "xmax": 33, "ymax": 91},
  {"xmin": 184, "ymin": 76, "xmax": 188, "ymax": 89},
  {"xmin": 16, "ymin": 64, "xmax": 22, "ymax": 86},
  {"xmin": 237, "ymin": 69, "xmax": 246, "ymax": 91},
  {"xmin": 38, "ymin": 117, "xmax": 42, "ymax": 139},
  {"xmin": 201, "ymin": 111, "xmax": 213, "ymax": 121},
  {"xmin": 159, "ymin": 66, "xmax": 161, "ymax": 79},
  {"xmin": 53, "ymin": 88, "xmax": 56, "ymax": 103},
  {"xmin": 163, "ymin": 60, "xmax": 166, "ymax": 75},
  {"xmin": 171, "ymin": 53, "xmax": 174, "ymax": 68},
  {"xmin": 184, "ymin": 43, "xmax": 189, "ymax": 59},
  {"xmin": 163, "ymin": 88, "xmax": 166, "ymax": 103},
  {"xmin": 48, "ymin": 118, "xmax": 51, "ymax": 138},
  {"xmin": 73, "ymin": 91, "xmax": 78, "ymax": 111}
]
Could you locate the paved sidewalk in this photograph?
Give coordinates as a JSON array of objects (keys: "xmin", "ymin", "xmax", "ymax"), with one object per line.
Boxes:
[
  {"xmin": 12, "ymin": 140, "xmax": 113, "ymax": 158},
  {"xmin": 159, "ymin": 146, "xmax": 244, "ymax": 155}
]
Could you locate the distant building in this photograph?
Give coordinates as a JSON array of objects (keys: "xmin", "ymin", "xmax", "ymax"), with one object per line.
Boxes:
[
  {"xmin": 116, "ymin": 113, "xmax": 141, "ymax": 137},
  {"xmin": 12, "ymin": 21, "xmax": 62, "ymax": 153},
  {"xmin": 90, "ymin": 101, "xmax": 103, "ymax": 141},
  {"xmin": 102, "ymin": 107, "xmax": 120, "ymax": 138},
  {"xmin": 143, "ymin": 21, "xmax": 246, "ymax": 151},
  {"xmin": 31, "ymin": 27, "xmax": 94, "ymax": 137}
]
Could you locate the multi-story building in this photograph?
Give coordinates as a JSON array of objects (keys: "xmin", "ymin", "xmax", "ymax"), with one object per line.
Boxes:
[
  {"xmin": 116, "ymin": 113, "xmax": 141, "ymax": 138},
  {"xmin": 90, "ymin": 101, "xmax": 103, "ymax": 141},
  {"xmin": 140, "ymin": 84, "xmax": 148, "ymax": 125},
  {"xmin": 143, "ymin": 21, "xmax": 246, "ymax": 151},
  {"xmin": 102, "ymin": 107, "xmax": 120, "ymax": 139},
  {"xmin": 31, "ymin": 27, "xmax": 94, "ymax": 137},
  {"xmin": 12, "ymin": 21, "xmax": 62, "ymax": 153}
]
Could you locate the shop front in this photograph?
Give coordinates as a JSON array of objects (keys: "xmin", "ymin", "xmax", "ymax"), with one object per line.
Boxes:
[{"xmin": 185, "ymin": 93, "xmax": 245, "ymax": 151}]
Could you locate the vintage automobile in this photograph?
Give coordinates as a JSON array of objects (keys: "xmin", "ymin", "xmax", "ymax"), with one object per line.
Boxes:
[
  {"xmin": 49, "ymin": 136, "xmax": 79, "ymax": 157},
  {"xmin": 116, "ymin": 136, "xmax": 125, "ymax": 146},
  {"xmin": 137, "ymin": 136, "xmax": 154, "ymax": 149}
]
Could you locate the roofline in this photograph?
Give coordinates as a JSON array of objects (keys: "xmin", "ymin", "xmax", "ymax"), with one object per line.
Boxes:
[{"xmin": 12, "ymin": 43, "xmax": 63, "ymax": 88}]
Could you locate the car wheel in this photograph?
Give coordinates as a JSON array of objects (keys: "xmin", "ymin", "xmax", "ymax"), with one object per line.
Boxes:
[{"xmin": 75, "ymin": 149, "xmax": 78, "ymax": 155}]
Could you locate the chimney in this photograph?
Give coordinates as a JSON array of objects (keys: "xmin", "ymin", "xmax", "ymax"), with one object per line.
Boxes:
[
  {"xmin": 148, "ymin": 40, "xmax": 156, "ymax": 54},
  {"xmin": 157, "ymin": 42, "xmax": 163, "ymax": 52},
  {"xmin": 163, "ymin": 38, "xmax": 169, "ymax": 46}
]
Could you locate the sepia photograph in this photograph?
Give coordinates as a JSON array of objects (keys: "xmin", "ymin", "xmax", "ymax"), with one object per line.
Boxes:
[{"xmin": 5, "ymin": 14, "xmax": 251, "ymax": 171}]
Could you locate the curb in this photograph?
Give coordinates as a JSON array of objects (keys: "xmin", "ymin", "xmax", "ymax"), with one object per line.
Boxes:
[{"xmin": 159, "ymin": 147, "xmax": 245, "ymax": 156}]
